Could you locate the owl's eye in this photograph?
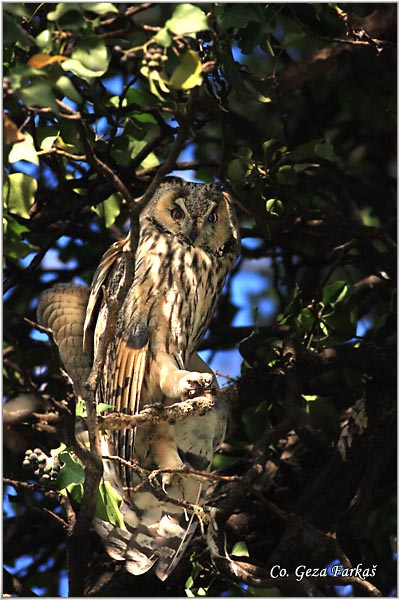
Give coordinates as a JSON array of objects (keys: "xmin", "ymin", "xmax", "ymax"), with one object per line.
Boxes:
[
  {"xmin": 208, "ymin": 209, "xmax": 218, "ymax": 223},
  {"xmin": 171, "ymin": 207, "xmax": 185, "ymax": 221}
]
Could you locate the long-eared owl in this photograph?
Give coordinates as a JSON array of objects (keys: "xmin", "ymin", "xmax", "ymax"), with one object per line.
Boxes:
[{"xmin": 37, "ymin": 177, "xmax": 240, "ymax": 580}]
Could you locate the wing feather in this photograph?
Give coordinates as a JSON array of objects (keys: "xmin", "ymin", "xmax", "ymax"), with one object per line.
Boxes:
[{"xmin": 83, "ymin": 234, "xmax": 130, "ymax": 354}]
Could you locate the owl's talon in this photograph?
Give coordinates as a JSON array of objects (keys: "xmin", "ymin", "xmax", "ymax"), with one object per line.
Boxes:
[
  {"xmin": 160, "ymin": 470, "xmax": 185, "ymax": 493},
  {"xmin": 175, "ymin": 371, "xmax": 215, "ymax": 400}
]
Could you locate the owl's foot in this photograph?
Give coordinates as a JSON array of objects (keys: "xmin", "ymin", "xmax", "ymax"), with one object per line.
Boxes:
[
  {"xmin": 160, "ymin": 469, "xmax": 184, "ymax": 491},
  {"xmin": 173, "ymin": 371, "xmax": 216, "ymax": 400},
  {"xmin": 159, "ymin": 367, "xmax": 215, "ymax": 400}
]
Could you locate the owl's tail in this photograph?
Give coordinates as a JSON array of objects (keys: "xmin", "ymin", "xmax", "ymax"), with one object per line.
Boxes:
[
  {"xmin": 96, "ymin": 439, "xmax": 201, "ymax": 580},
  {"xmin": 94, "ymin": 508, "xmax": 198, "ymax": 580},
  {"xmin": 37, "ymin": 283, "xmax": 92, "ymax": 396}
]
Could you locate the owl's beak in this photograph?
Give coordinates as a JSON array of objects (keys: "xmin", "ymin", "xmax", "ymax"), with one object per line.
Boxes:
[{"xmin": 188, "ymin": 223, "xmax": 198, "ymax": 243}]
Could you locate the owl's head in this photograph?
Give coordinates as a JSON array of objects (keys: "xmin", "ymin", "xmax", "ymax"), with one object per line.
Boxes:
[{"xmin": 141, "ymin": 177, "xmax": 240, "ymax": 257}]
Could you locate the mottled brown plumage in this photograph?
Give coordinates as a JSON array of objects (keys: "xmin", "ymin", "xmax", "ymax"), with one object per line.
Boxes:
[{"xmin": 38, "ymin": 177, "xmax": 240, "ymax": 579}]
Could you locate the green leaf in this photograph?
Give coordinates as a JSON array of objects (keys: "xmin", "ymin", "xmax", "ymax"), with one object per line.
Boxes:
[
  {"xmin": 75, "ymin": 398, "xmax": 86, "ymax": 417},
  {"xmin": 322, "ymin": 280, "xmax": 349, "ymax": 306},
  {"xmin": 297, "ymin": 306, "xmax": 315, "ymax": 331},
  {"xmin": 54, "ymin": 75, "xmax": 83, "ymax": 104},
  {"xmin": 8, "ymin": 133, "xmax": 39, "ymax": 165},
  {"xmin": 56, "ymin": 450, "xmax": 85, "ymax": 490},
  {"xmin": 242, "ymin": 79, "xmax": 271, "ymax": 103},
  {"xmin": 232, "ymin": 541, "xmax": 250, "ymax": 557},
  {"xmin": 62, "ymin": 36, "xmax": 109, "ymax": 81},
  {"xmin": 153, "ymin": 28, "xmax": 174, "ymax": 48},
  {"xmin": 247, "ymin": 586, "xmax": 281, "ymax": 596},
  {"xmin": 266, "ymin": 198, "xmax": 284, "ymax": 217},
  {"xmin": 218, "ymin": 4, "xmax": 263, "ymax": 30},
  {"xmin": 169, "ymin": 50, "xmax": 203, "ymax": 90},
  {"xmin": 3, "ymin": 173, "xmax": 37, "ymax": 218},
  {"xmin": 289, "ymin": 139, "xmax": 323, "ymax": 162},
  {"xmin": 96, "ymin": 481, "xmax": 125, "ymax": 529},
  {"xmin": 126, "ymin": 87, "xmax": 155, "ymax": 108},
  {"xmin": 93, "ymin": 192, "xmax": 122, "ymax": 228},
  {"xmin": 127, "ymin": 138, "xmax": 160, "ymax": 169},
  {"xmin": 19, "ymin": 81, "xmax": 58, "ymax": 112},
  {"xmin": 227, "ymin": 158, "xmax": 250, "ymax": 183},
  {"xmin": 51, "ymin": 443, "xmax": 67, "ymax": 458},
  {"xmin": 140, "ymin": 67, "xmax": 170, "ymax": 101},
  {"xmin": 263, "ymin": 37, "xmax": 275, "ymax": 57},
  {"xmin": 3, "ymin": 214, "xmax": 38, "ymax": 260},
  {"xmin": 3, "ymin": 3, "xmax": 32, "ymax": 17},
  {"xmin": 276, "ymin": 165, "xmax": 297, "ymax": 186},
  {"xmin": 314, "ymin": 141, "xmax": 336, "ymax": 161},
  {"xmin": 40, "ymin": 134, "xmax": 59, "ymax": 152},
  {"xmin": 85, "ymin": 3, "xmax": 118, "ymax": 16},
  {"xmin": 166, "ymin": 4, "xmax": 209, "ymax": 36},
  {"xmin": 278, "ymin": 15, "xmax": 306, "ymax": 48},
  {"xmin": 262, "ymin": 138, "xmax": 277, "ymax": 158},
  {"xmin": 47, "ymin": 3, "xmax": 83, "ymax": 21},
  {"xmin": 35, "ymin": 28, "xmax": 53, "ymax": 52},
  {"xmin": 185, "ymin": 555, "xmax": 203, "ymax": 591},
  {"xmin": 96, "ymin": 402, "xmax": 114, "ymax": 414},
  {"xmin": 302, "ymin": 394, "xmax": 318, "ymax": 402},
  {"xmin": 325, "ymin": 303, "xmax": 357, "ymax": 341},
  {"xmin": 61, "ymin": 59, "xmax": 102, "ymax": 81},
  {"xmin": 293, "ymin": 162, "xmax": 319, "ymax": 172}
]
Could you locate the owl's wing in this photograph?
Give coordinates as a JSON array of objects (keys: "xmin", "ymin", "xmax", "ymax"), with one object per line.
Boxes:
[
  {"xmin": 37, "ymin": 284, "xmax": 91, "ymax": 396},
  {"xmin": 110, "ymin": 322, "xmax": 149, "ymax": 418},
  {"xmin": 83, "ymin": 234, "xmax": 130, "ymax": 354},
  {"xmin": 83, "ymin": 234, "xmax": 148, "ymax": 419}
]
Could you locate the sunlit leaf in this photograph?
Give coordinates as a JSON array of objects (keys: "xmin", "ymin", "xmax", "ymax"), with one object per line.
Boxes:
[
  {"xmin": 242, "ymin": 79, "xmax": 271, "ymax": 103},
  {"xmin": 266, "ymin": 198, "xmax": 284, "ymax": 217},
  {"xmin": 35, "ymin": 28, "xmax": 53, "ymax": 52},
  {"xmin": 3, "ymin": 172, "xmax": 37, "ymax": 218},
  {"xmin": 47, "ymin": 3, "xmax": 82, "ymax": 21},
  {"xmin": 54, "ymin": 75, "xmax": 83, "ymax": 103},
  {"xmin": 96, "ymin": 481, "xmax": 125, "ymax": 529},
  {"xmin": 322, "ymin": 281, "xmax": 349, "ymax": 306},
  {"xmin": 56, "ymin": 450, "xmax": 85, "ymax": 490},
  {"xmin": 302, "ymin": 394, "xmax": 318, "ymax": 402},
  {"xmin": 166, "ymin": 4, "xmax": 209, "ymax": 36},
  {"xmin": 169, "ymin": 50, "xmax": 203, "ymax": 90},
  {"xmin": 93, "ymin": 192, "xmax": 122, "ymax": 228},
  {"xmin": 96, "ymin": 403, "xmax": 114, "ymax": 414},
  {"xmin": 85, "ymin": 3, "xmax": 118, "ymax": 15},
  {"xmin": 8, "ymin": 133, "xmax": 39, "ymax": 165},
  {"xmin": 153, "ymin": 27, "xmax": 174, "ymax": 48},
  {"xmin": 62, "ymin": 36, "xmax": 109, "ymax": 81},
  {"xmin": 232, "ymin": 541, "xmax": 250, "ymax": 557}
]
